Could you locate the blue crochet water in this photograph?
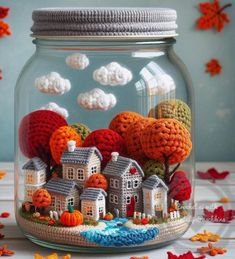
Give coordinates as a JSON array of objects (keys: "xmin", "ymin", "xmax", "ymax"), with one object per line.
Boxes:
[{"xmin": 81, "ymin": 218, "xmax": 159, "ymax": 247}]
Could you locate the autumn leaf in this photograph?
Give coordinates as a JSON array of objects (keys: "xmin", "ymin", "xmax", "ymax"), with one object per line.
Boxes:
[
  {"xmin": 0, "ymin": 7, "xmax": 10, "ymax": 19},
  {"xmin": 205, "ymin": 59, "xmax": 222, "ymax": 76},
  {"xmin": 0, "ymin": 21, "xmax": 11, "ymax": 38},
  {"xmin": 197, "ymin": 0, "xmax": 232, "ymax": 32}
]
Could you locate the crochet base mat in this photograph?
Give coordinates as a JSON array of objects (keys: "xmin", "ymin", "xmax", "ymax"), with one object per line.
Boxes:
[{"xmin": 17, "ymin": 214, "xmax": 191, "ymax": 252}]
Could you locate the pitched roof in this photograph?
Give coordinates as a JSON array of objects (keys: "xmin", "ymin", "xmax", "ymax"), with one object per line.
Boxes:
[
  {"xmin": 22, "ymin": 157, "xmax": 47, "ymax": 171},
  {"xmin": 45, "ymin": 177, "xmax": 80, "ymax": 196},
  {"xmin": 61, "ymin": 147, "xmax": 102, "ymax": 164},
  {"xmin": 80, "ymin": 188, "xmax": 107, "ymax": 201},
  {"xmin": 103, "ymin": 155, "xmax": 144, "ymax": 177},
  {"xmin": 142, "ymin": 175, "xmax": 168, "ymax": 191}
]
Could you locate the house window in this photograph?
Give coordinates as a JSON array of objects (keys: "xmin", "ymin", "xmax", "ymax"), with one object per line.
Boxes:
[
  {"xmin": 145, "ymin": 193, "xmax": 151, "ymax": 201},
  {"xmin": 26, "ymin": 174, "xmax": 33, "ymax": 184},
  {"xmin": 114, "ymin": 195, "xmax": 118, "ymax": 204},
  {"xmin": 134, "ymin": 194, "xmax": 139, "ymax": 203},
  {"xmin": 77, "ymin": 169, "xmax": 84, "ymax": 180},
  {"xmin": 86, "ymin": 206, "xmax": 93, "ymax": 216},
  {"xmin": 99, "ymin": 207, "xmax": 104, "ymax": 213},
  {"xmin": 27, "ymin": 189, "xmax": 33, "ymax": 198},
  {"xmin": 67, "ymin": 168, "xmax": 74, "ymax": 180},
  {"xmin": 126, "ymin": 195, "xmax": 131, "ymax": 204},
  {"xmin": 155, "ymin": 192, "xmax": 162, "ymax": 199},
  {"xmin": 110, "ymin": 179, "xmax": 114, "ymax": 188},
  {"xmin": 98, "ymin": 195, "xmax": 103, "ymax": 201},
  {"xmin": 127, "ymin": 180, "xmax": 132, "ymax": 189},
  {"xmin": 109, "ymin": 194, "xmax": 118, "ymax": 204},
  {"xmin": 56, "ymin": 200, "xmax": 62, "ymax": 211},
  {"xmin": 40, "ymin": 172, "xmax": 45, "ymax": 182},
  {"xmin": 110, "ymin": 179, "xmax": 119, "ymax": 189},
  {"xmin": 51, "ymin": 197, "xmax": 55, "ymax": 207},
  {"xmin": 133, "ymin": 179, "xmax": 139, "ymax": 188},
  {"xmin": 91, "ymin": 166, "xmax": 97, "ymax": 174},
  {"xmin": 67, "ymin": 197, "xmax": 74, "ymax": 206},
  {"xmin": 155, "ymin": 204, "xmax": 163, "ymax": 211}
]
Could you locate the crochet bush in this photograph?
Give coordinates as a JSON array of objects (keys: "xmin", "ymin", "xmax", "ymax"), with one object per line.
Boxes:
[
  {"xmin": 49, "ymin": 126, "xmax": 82, "ymax": 164},
  {"xmin": 143, "ymin": 160, "xmax": 165, "ymax": 180},
  {"xmin": 109, "ymin": 111, "xmax": 143, "ymax": 138},
  {"xmin": 148, "ymin": 99, "xmax": 192, "ymax": 131},
  {"xmin": 85, "ymin": 173, "xmax": 108, "ymax": 191},
  {"xmin": 124, "ymin": 118, "xmax": 156, "ymax": 165},
  {"xmin": 140, "ymin": 118, "xmax": 192, "ymax": 165},
  {"xmin": 83, "ymin": 129, "xmax": 126, "ymax": 169},
  {"xmin": 169, "ymin": 171, "xmax": 192, "ymax": 201},
  {"xmin": 19, "ymin": 110, "xmax": 67, "ymax": 162},
  {"xmin": 71, "ymin": 123, "xmax": 91, "ymax": 141}
]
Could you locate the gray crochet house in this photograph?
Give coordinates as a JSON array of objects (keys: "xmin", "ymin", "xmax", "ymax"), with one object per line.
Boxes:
[
  {"xmin": 22, "ymin": 157, "xmax": 47, "ymax": 202},
  {"xmin": 103, "ymin": 152, "xmax": 144, "ymax": 217},
  {"xmin": 61, "ymin": 142, "xmax": 102, "ymax": 188},
  {"xmin": 80, "ymin": 188, "xmax": 107, "ymax": 221},
  {"xmin": 45, "ymin": 177, "xmax": 80, "ymax": 212},
  {"xmin": 142, "ymin": 175, "xmax": 168, "ymax": 218}
]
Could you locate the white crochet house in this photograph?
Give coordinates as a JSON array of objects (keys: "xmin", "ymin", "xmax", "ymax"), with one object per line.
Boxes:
[
  {"xmin": 22, "ymin": 157, "xmax": 47, "ymax": 202},
  {"xmin": 142, "ymin": 175, "xmax": 169, "ymax": 218},
  {"xmin": 61, "ymin": 141, "xmax": 103, "ymax": 188},
  {"xmin": 80, "ymin": 188, "xmax": 107, "ymax": 221}
]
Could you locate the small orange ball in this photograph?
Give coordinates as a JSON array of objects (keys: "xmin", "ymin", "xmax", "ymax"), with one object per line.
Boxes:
[
  {"xmin": 109, "ymin": 111, "xmax": 143, "ymax": 138},
  {"xmin": 50, "ymin": 126, "xmax": 82, "ymax": 164},
  {"xmin": 140, "ymin": 118, "xmax": 192, "ymax": 165},
  {"xmin": 125, "ymin": 118, "xmax": 156, "ymax": 165}
]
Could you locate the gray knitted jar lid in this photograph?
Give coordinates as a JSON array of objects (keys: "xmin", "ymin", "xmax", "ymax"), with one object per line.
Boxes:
[{"xmin": 31, "ymin": 8, "xmax": 178, "ymax": 39}]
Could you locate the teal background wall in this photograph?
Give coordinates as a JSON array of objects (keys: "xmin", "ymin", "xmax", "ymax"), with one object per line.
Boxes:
[{"xmin": 0, "ymin": 0, "xmax": 234, "ymax": 162}]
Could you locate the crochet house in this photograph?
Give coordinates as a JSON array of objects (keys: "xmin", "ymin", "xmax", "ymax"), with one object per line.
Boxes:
[
  {"xmin": 45, "ymin": 177, "xmax": 80, "ymax": 212},
  {"xmin": 80, "ymin": 188, "xmax": 107, "ymax": 221},
  {"xmin": 103, "ymin": 152, "xmax": 144, "ymax": 217},
  {"xmin": 61, "ymin": 142, "xmax": 102, "ymax": 188},
  {"xmin": 22, "ymin": 157, "xmax": 47, "ymax": 202},
  {"xmin": 142, "ymin": 175, "xmax": 168, "ymax": 218}
]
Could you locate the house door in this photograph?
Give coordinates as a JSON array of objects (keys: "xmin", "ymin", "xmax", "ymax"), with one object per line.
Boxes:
[{"xmin": 126, "ymin": 197, "xmax": 135, "ymax": 217}]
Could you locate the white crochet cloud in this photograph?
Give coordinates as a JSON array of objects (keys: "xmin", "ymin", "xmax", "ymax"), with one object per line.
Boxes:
[
  {"xmin": 77, "ymin": 88, "xmax": 116, "ymax": 111},
  {"xmin": 40, "ymin": 102, "xmax": 69, "ymax": 118},
  {"xmin": 65, "ymin": 53, "xmax": 89, "ymax": 70},
  {"xmin": 35, "ymin": 72, "xmax": 71, "ymax": 95},
  {"xmin": 93, "ymin": 62, "xmax": 132, "ymax": 86}
]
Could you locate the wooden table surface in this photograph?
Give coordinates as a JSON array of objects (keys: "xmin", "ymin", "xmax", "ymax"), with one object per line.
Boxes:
[{"xmin": 0, "ymin": 162, "xmax": 234, "ymax": 258}]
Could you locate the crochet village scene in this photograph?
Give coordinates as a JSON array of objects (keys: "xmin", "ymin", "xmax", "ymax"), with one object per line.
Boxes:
[{"xmin": 16, "ymin": 17, "xmax": 193, "ymax": 247}]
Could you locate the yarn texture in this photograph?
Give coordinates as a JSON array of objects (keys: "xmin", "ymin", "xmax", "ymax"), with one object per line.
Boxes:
[
  {"xmin": 71, "ymin": 123, "xmax": 91, "ymax": 141},
  {"xmin": 140, "ymin": 118, "xmax": 192, "ymax": 165},
  {"xmin": 109, "ymin": 111, "xmax": 143, "ymax": 138},
  {"xmin": 143, "ymin": 160, "xmax": 165, "ymax": 180}
]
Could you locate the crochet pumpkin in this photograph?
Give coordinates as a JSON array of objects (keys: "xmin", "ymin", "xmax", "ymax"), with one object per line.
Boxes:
[
  {"xmin": 60, "ymin": 204, "xmax": 83, "ymax": 227},
  {"xmin": 85, "ymin": 173, "xmax": 108, "ymax": 191},
  {"xmin": 50, "ymin": 126, "xmax": 82, "ymax": 164},
  {"xmin": 71, "ymin": 123, "xmax": 91, "ymax": 141},
  {"xmin": 140, "ymin": 118, "xmax": 192, "ymax": 165},
  {"xmin": 109, "ymin": 111, "xmax": 143, "ymax": 138},
  {"xmin": 125, "ymin": 118, "xmax": 156, "ymax": 165},
  {"xmin": 32, "ymin": 188, "xmax": 51, "ymax": 209},
  {"xmin": 19, "ymin": 110, "xmax": 67, "ymax": 163},
  {"xmin": 148, "ymin": 99, "xmax": 192, "ymax": 131},
  {"xmin": 169, "ymin": 171, "xmax": 192, "ymax": 201},
  {"xmin": 83, "ymin": 129, "xmax": 126, "ymax": 169},
  {"xmin": 143, "ymin": 160, "xmax": 165, "ymax": 180}
]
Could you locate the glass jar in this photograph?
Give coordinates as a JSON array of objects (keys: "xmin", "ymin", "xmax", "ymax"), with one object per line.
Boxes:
[{"xmin": 14, "ymin": 8, "xmax": 195, "ymax": 253}]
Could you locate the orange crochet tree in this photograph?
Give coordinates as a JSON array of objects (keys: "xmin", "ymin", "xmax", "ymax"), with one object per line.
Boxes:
[
  {"xmin": 141, "ymin": 118, "xmax": 192, "ymax": 183},
  {"xmin": 85, "ymin": 173, "xmax": 108, "ymax": 191},
  {"xmin": 32, "ymin": 189, "xmax": 51, "ymax": 212}
]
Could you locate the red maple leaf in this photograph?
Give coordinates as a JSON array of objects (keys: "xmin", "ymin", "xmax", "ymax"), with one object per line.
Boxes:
[
  {"xmin": 203, "ymin": 206, "xmax": 234, "ymax": 223},
  {"xmin": 205, "ymin": 59, "xmax": 222, "ymax": 76},
  {"xmin": 197, "ymin": 0, "xmax": 232, "ymax": 32},
  {"xmin": 167, "ymin": 251, "xmax": 205, "ymax": 259},
  {"xmin": 0, "ymin": 7, "xmax": 10, "ymax": 19},
  {"xmin": 197, "ymin": 167, "xmax": 229, "ymax": 182}
]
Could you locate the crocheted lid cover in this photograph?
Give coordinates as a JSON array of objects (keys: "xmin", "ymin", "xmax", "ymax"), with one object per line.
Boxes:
[{"xmin": 31, "ymin": 7, "xmax": 177, "ymax": 39}]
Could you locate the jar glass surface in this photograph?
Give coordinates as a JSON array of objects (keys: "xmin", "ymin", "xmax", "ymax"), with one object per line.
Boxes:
[{"xmin": 15, "ymin": 38, "xmax": 195, "ymax": 253}]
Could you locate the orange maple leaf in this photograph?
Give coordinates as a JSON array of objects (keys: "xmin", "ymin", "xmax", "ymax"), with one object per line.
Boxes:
[
  {"xmin": 197, "ymin": 0, "xmax": 232, "ymax": 32},
  {"xmin": 0, "ymin": 20, "xmax": 11, "ymax": 38},
  {"xmin": 205, "ymin": 59, "xmax": 222, "ymax": 76},
  {"xmin": 0, "ymin": 171, "xmax": 6, "ymax": 180}
]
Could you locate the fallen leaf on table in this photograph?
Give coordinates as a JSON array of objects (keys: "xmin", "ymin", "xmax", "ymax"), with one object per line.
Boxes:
[
  {"xmin": 0, "ymin": 212, "xmax": 10, "ymax": 218},
  {"xmin": 0, "ymin": 171, "xmax": 6, "ymax": 180},
  {"xmin": 197, "ymin": 242, "xmax": 227, "ymax": 256},
  {"xmin": 197, "ymin": 0, "xmax": 232, "ymax": 32},
  {"xmin": 205, "ymin": 59, "xmax": 222, "ymax": 76},
  {"xmin": 0, "ymin": 7, "xmax": 10, "ymax": 19},
  {"xmin": 0, "ymin": 245, "xmax": 14, "ymax": 256},
  {"xmin": 34, "ymin": 253, "xmax": 71, "ymax": 259},
  {"xmin": 203, "ymin": 206, "xmax": 234, "ymax": 223},
  {"xmin": 219, "ymin": 197, "xmax": 231, "ymax": 203},
  {"xmin": 197, "ymin": 167, "xmax": 229, "ymax": 182},
  {"xmin": 167, "ymin": 251, "xmax": 205, "ymax": 259},
  {"xmin": 0, "ymin": 20, "xmax": 11, "ymax": 38},
  {"xmin": 190, "ymin": 230, "xmax": 221, "ymax": 242}
]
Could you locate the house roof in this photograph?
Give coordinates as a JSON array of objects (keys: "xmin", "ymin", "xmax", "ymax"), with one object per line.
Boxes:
[
  {"xmin": 45, "ymin": 177, "xmax": 80, "ymax": 196},
  {"xmin": 61, "ymin": 147, "xmax": 102, "ymax": 164},
  {"xmin": 22, "ymin": 157, "xmax": 47, "ymax": 171},
  {"xmin": 80, "ymin": 188, "xmax": 107, "ymax": 201},
  {"xmin": 142, "ymin": 175, "xmax": 168, "ymax": 191},
  {"xmin": 103, "ymin": 155, "xmax": 144, "ymax": 177}
]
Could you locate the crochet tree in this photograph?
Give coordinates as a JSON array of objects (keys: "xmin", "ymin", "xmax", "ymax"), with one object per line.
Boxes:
[
  {"xmin": 32, "ymin": 188, "xmax": 51, "ymax": 212},
  {"xmin": 141, "ymin": 118, "xmax": 192, "ymax": 183},
  {"xmin": 85, "ymin": 173, "xmax": 108, "ymax": 191}
]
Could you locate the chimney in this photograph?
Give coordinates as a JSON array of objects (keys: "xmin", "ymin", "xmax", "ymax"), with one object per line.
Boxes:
[
  {"xmin": 67, "ymin": 140, "xmax": 76, "ymax": 152},
  {"xmin": 111, "ymin": 152, "xmax": 119, "ymax": 162}
]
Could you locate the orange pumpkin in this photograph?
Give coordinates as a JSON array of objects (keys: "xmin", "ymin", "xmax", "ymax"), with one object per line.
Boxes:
[
  {"xmin": 85, "ymin": 173, "xmax": 108, "ymax": 191},
  {"xmin": 32, "ymin": 188, "xmax": 51, "ymax": 208},
  {"xmin": 60, "ymin": 204, "xmax": 83, "ymax": 227},
  {"xmin": 104, "ymin": 212, "xmax": 114, "ymax": 221}
]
